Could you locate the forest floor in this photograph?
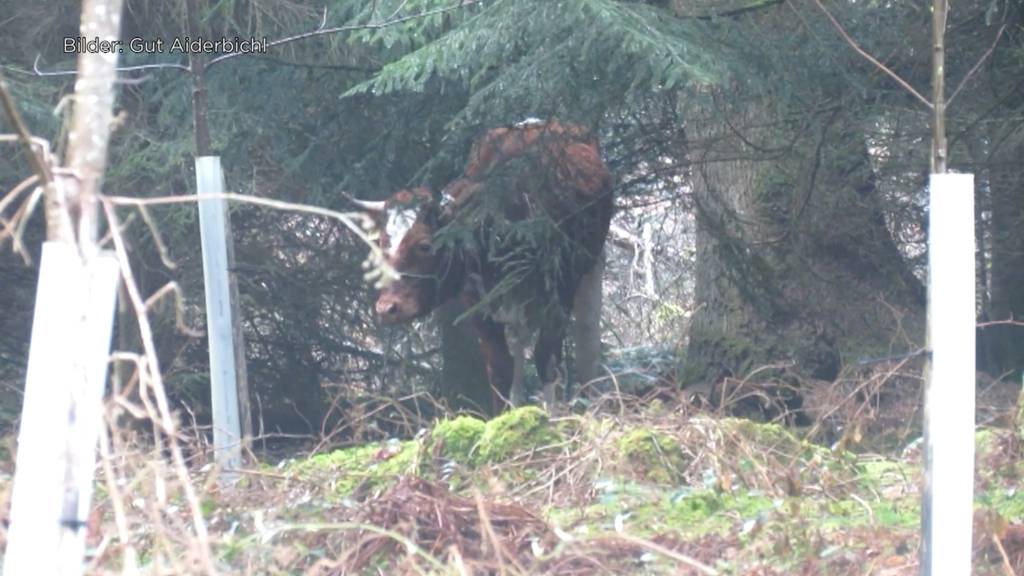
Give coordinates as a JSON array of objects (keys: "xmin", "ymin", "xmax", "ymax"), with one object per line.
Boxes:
[{"xmin": 1, "ymin": 382, "xmax": 1023, "ymax": 575}]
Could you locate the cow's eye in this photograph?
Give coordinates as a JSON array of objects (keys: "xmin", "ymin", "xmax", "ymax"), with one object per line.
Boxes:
[{"xmin": 415, "ymin": 242, "xmax": 432, "ymax": 254}]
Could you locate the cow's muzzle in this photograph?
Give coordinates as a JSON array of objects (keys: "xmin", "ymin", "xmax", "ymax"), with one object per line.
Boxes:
[
  {"xmin": 375, "ymin": 296, "xmax": 400, "ymax": 323},
  {"xmin": 375, "ymin": 293, "xmax": 417, "ymax": 324}
]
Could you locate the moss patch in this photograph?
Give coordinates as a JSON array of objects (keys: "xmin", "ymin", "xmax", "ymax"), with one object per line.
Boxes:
[
  {"xmin": 288, "ymin": 440, "xmax": 420, "ymax": 499},
  {"xmin": 618, "ymin": 428, "xmax": 687, "ymax": 484},
  {"xmin": 559, "ymin": 480, "xmax": 780, "ymax": 539},
  {"xmin": 476, "ymin": 406, "xmax": 560, "ymax": 464},
  {"xmin": 976, "ymin": 428, "xmax": 1001, "ymax": 458},
  {"xmin": 432, "ymin": 415, "xmax": 486, "ymax": 462},
  {"xmin": 977, "ymin": 487, "xmax": 1024, "ymax": 522},
  {"xmin": 856, "ymin": 458, "xmax": 913, "ymax": 492},
  {"xmin": 664, "ymin": 489, "xmax": 777, "ymax": 535},
  {"xmin": 820, "ymin": 497, "xmax": 918, "ymax": 528}
]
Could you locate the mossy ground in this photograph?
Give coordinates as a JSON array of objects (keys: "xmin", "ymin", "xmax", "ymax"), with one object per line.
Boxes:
[
  {"xmin": 271, "ymin": 416, "xmax": 1014, "ymax": 573},
  {"xmin": 431, "ymin": 414, "xmax": 486, "ymax": 463},
  {"xmin": 474, "ymin": 406, "xmax": 559, "ymax": 463},
  {"xmin": 617, "ymin": 428, "xmax": 688, "ymax": 484},
  {"xmin": 5, "ymin": 406, "xmax": 1023, "ymax": 574},
  {"xmin": 286, "ymin": 439, "xmax": 421, "ymax": 499}
]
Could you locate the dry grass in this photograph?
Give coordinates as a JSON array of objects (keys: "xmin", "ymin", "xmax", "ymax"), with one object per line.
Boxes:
[{"xmin": 2, "ymin": 361, "xmax": 1022, "ymax": 575}]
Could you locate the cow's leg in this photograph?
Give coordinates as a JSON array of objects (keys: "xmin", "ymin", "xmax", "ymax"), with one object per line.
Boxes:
[
  {"xmin": 534, "ymin": 322, "xmax": 566, "ymax": 411},
  {"xmin": 472, "ymin": 316, "xmax": 514, "ymax": 414},
  {"xmin": 510, "ymin": 337, "xmax": 527, "ymax": 407},
  {"xmin": 507, "ymin": 321, "xmax": 531, "ymax": 406}
]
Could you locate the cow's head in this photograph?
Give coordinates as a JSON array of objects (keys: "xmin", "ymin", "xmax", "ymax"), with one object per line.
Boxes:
[{"xmin": 350, "ymin": 187, "xmax": 455, "ymax": 324}]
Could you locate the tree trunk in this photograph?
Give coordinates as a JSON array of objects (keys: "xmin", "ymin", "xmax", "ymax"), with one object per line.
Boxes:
[
  {"xmin": 686, "ymin": 99, "xmax": 772, "ymax": 384},
  {"xmin": 685, "ymin": 97, "xmax": 925, "ymax": 387}
]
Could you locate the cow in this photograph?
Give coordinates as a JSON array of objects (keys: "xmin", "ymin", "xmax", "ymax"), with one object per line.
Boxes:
[{"xmin": 351, "ymin": 120, "xmax": 614, "ymax": 414}]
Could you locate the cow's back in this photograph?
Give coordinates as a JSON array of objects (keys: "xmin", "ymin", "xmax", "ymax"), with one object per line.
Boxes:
[{"xmin": 440, "ymin": 121, "xmax": 614, "ymax": 324}]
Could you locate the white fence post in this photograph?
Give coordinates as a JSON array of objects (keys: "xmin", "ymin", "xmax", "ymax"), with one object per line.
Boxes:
[
  {"xmin": 195, "ymin": 156, "xmax": 243, "ymax": 477},
  {"xmin": 3, "ymin": 243, "xmax": 119, "ymax": 576},
  {"xmin": 922, "ymin": 172, "xmax": 976, "ymax": 575}
]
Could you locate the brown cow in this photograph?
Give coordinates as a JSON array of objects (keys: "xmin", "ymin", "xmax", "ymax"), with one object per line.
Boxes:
[{"xmin": 353, "ymin": 120, "xmax": 614, "ymax": 413}]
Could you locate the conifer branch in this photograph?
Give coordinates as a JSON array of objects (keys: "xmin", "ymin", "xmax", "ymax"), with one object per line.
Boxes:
[
  {"xmin": 207, "ymin": 0, "xmax": 481, "ymax": 68},
  {"xmin": 31, "ymin": 0, "xmax": 482, "ymax": 77}
]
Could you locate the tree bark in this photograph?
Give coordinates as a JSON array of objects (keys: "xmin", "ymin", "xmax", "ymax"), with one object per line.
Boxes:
[
  {"xmin": 64, "ymin": 0, "xmax": 124, "ymax": 248},
  {"xmin": 685, "ymin": 97, "xmax": 925, "ymax": 386}
]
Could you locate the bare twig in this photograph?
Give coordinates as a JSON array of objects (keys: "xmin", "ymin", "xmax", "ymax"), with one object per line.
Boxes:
[
  {"xmin": 799, "ymin": 0, "xmax": 933, "ymax": 109},
  {"xmin": 0, "ymin": 82, "xmax": 76, "ymax": 242},
  {"xmin": 978, "ymin": 318, "xmax": 1024, "ymax": 328},
  {"xmin": 0, "ymin": 173, "xmax": 39, "ymax": 260},
  {"xmin": 0, "ymin": 80, "xmax": 55, "ymax": 185},
  {"xmin": 143, "ymin": 281, "xmax": 204, "ymax": 338},
  {"xmin": 614, "ymin": 532, "xmax": 719, "ymax": 575},
  {"xmin": 103, "ymin": 191, "xmax": 397, "ymax": 285},
  {"xmin": 100, "ymin": 198, "xmax": 218, "ymax": 575},
  {"xmin": 11, "ymin": 185, "xmax": 45, "ymax": 260},
  {"xmin": 96, "ymin": 420, "xmax": 140, "ymax": 573},
  {"xmin": 136, "ymin": 202, "xmax": 178, "ymax": 269},
  {"xmin": 947, "ymin": 24, "xmax": 1006, "ymax": 107},
  {"xmin": 992, "ymin": 532, "xmax": 1016, "ymax": 576},
  {"xmin": 34, "ymin": 54, "xmax": 190, "ymax": 76},
  {"xmin": 266, "ymin": 522, "xmax": 448, "ymax": 572},
  {"xmin": 384, "ymin": 0, "xmax": 413, "ymax": 23}
]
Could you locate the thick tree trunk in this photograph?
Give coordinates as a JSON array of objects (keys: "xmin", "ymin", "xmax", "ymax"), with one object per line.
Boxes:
[
  {"xmin": 686, "ymin": 98, "xmax": 925, "ymax": 387},
  {"xmin": 686, "ymin": 100, "xmax": 770, "ymax": 384}
]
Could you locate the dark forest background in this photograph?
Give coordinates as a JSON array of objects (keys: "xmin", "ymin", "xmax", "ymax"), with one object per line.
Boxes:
[{"xmin": 1, "ymin": 0, "xmax": 1021, "ymax": 441}]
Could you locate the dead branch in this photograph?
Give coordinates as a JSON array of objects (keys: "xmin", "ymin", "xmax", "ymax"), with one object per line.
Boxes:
[
  {"xmin": 103, "ymin": 191, "xmax": 398, "ymax": 287},
  {"xmin": 797, "ymin": 0, "xmax": 932, "ymax": 109}
]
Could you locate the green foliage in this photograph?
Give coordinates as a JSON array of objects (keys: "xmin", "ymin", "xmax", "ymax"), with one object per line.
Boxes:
[
  {"xmin": 344, "ymin": 0, "xmax": 735, "ymax": 128},
  {"xmin": 977, "ymin": 488, "xmax": 1024, "ymax": 523},
  {"xmin": 345, "ymin": 0, "xmax": 467, "ymax": 54},
  {"xmin": 2, "ymin": 0, "xmax": 1020, "ymax": 432}
]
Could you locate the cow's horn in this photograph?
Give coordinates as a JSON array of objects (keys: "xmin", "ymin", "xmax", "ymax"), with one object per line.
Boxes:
[{"xmin": 341, "ymin": 190, "xmax": 386, "ymax": 213}]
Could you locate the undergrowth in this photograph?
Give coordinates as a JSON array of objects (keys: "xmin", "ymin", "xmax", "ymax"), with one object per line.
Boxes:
[{"xmin": 2, "ymin": 386, "xmax": 1023, "ymax": 575}]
